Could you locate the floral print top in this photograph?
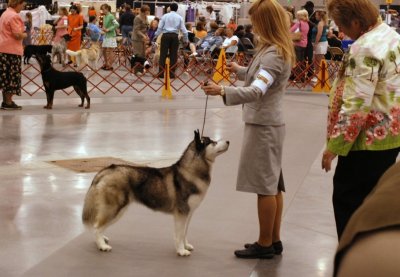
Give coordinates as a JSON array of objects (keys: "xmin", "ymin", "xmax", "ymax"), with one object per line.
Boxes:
[{"xmin": 327, "ymin": 23, "xmax": 400, "ymax": 156}]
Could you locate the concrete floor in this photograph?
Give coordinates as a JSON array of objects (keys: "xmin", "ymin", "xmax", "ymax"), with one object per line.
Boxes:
[{"xmin": 0, "ymin": 90, "xmax": 338, "ymax": 276}]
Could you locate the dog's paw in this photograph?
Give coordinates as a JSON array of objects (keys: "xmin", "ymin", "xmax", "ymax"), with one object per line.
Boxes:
[
  {"xmin": 177, "ymin": 249, "xmax": 191, "ymax": 256},
  {"xmin": 103, "ymin": 236, "xmax": 109, "ymax": 244},
  {"xmin": 43, "ymin": 105, "xmax": 52, "ymax": 109},
  {"xmin": 97, "ymin": 243, "xmax": 112, "ymax": 252},
  {"xmin": 184, "ymin": 243, "xmax": 194, "ymax": 251}
]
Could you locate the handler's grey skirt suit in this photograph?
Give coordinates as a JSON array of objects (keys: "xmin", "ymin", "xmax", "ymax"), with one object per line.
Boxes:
[{"xmin": 224, "ymin": 45, "xmax": 291, "ymax": 195}]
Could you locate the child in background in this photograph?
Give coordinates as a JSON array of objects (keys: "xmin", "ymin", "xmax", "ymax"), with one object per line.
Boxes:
[
  {"xmin": 23, "ymin": 12, "xmax": 32, "ymax": 47},
  {"xmin": 87, "ymin": 15, "xmax": 103, "ymax": 43}
]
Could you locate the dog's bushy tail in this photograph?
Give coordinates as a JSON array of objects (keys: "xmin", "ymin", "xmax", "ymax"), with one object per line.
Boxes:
[
  {"xmin": 66, "ymin": 49, "xmax": 81, "ymax": 57},
  {"xmin": 82, "ymin": 185, "xmax": 97, "ymax": 228}
]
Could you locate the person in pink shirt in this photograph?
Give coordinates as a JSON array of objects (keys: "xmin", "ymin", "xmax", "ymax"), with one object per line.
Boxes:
[
  {"xmin": 53, "ymin": 7, "xmax": 69, "ymax": 44},
  {"xmin": 290, "ymin": 9, "xmax": 309, "ymax": 82},
  {"xmin": 0, "ymin": 0, "xmax": 27, "ymax": 110},
  {"xmin": 290, "ymin": 9, "xmax": 309, "ymax": 62}
]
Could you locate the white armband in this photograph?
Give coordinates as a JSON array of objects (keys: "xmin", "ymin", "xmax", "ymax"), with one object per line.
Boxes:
[{"xmin": 251, "ymin": 69, "xmax": 274, "ymax": 94}]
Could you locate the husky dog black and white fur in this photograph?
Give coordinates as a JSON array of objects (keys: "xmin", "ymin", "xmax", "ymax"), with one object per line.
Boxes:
[
  {"xmin": 35, "ymin": 54, "xmax": 90, "ymax": 109},
  {"xmin": 82, "ymin": 130, "xmax": 229, "ymax": 256},
  {"xmin": 51, "ymin": 34, "xmax": 72, "ymax": 65}
]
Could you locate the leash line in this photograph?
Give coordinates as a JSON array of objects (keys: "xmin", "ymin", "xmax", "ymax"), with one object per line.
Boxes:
[{"xmin": 201, "ymin": 95, "xmax": 208, "ymax": 137}]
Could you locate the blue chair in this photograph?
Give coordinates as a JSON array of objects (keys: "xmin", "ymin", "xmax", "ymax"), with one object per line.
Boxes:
[{"xmin": 342, "ymin": 40, "xmax": 354, "ymax": 52}]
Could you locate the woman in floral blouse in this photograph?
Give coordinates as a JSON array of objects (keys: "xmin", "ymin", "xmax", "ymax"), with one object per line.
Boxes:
[{"xmin": 323, "ymin": 0, "xmax": 400, "ymax": 239}]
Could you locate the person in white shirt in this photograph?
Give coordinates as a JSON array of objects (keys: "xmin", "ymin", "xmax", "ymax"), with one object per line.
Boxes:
[
  {"xmin": 222, "ymin": 27, "xmax": 238, "ymax": 49},
  {"xmin": 206, "ymin": 6, "xmax": 216, "ymax": 22},
  {"xmin": 205, "ymin": 5, "xmax": 216, "ymax": 31}
]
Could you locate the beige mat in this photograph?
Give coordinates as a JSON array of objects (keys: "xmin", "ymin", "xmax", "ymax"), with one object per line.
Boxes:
[{"xmin": 48, "ymin": 157, "xmax": 139, "ymax": 173}]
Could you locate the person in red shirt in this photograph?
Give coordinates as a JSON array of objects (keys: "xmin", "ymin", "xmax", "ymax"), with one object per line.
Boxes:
[
  {"xmin": 226, "ymin": 18, "xmax": 237, "ymax": 31},
  {"xmin": 67, "ymin": 5, "xmax": 84, "ymax": 66},
  {"xmin": 0, "ymin": 0, "xmax": 27, "ymax": 110}
]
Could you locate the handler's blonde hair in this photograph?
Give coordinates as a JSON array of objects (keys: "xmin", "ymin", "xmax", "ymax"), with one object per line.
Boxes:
[{"xmin": 249, "ymin": 0, "xmax": 295, "ymax": 65}]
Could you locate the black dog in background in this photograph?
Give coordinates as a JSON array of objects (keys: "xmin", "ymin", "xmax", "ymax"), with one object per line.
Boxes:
[
  {"xmin": 35, "ymin": 54, "xmax": 90, "ymax": 109},
  {"xmin": 130, "ymin": 55, "xmax": 150, "ymax": 73},
  {"xmin": 24, "ymin": 45, "xmax": 52, "ymax": 64}
]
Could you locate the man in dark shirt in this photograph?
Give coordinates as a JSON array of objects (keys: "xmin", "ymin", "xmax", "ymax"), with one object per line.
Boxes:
[
  {"xmin": 303, "ymin": 1, "xmax": 317, "ymax": 64},
  {"xmin": 243, "ymin": 24, "xmax": 254, "ymax": 45},
  {"xmin": 119, "ymin": 5, "xmax": 135, "ymax": 45}
]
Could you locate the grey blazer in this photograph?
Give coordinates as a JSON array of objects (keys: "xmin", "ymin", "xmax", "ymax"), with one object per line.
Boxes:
[{"xmin": 224, "ymin": 45, "xmax": 291, "ymax": 126}]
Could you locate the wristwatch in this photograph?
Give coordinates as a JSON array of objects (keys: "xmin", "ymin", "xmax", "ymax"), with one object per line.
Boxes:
[{"xmin": 220, "ymin": 85, "xmax": 225, "ymax": 96}]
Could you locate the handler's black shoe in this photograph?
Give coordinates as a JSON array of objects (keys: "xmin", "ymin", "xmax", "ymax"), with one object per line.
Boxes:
[
  {"xmin": 234, "ymin": 242, "xmax": 274, "ymax": 259},
  {"xmin": 1, "ymin": 102, "xmax": 22, "ymax": 110},
  {"xmin": 244, "ymin": 241, "xmax": 283, "ymax": 255},
  {"xmin": 272, "ymin": 241, "xmax": 283, "ymax": 255}
]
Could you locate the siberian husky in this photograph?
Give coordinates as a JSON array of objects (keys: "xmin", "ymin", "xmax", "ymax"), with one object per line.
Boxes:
[{"xmin": 82, "ymin": 130, "xmax": 229, "ymax": 256}]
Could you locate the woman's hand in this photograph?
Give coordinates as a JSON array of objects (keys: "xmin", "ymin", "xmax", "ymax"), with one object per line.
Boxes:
[
  {"xmin": 14, "ymin": 32, "xmax": 27, "ymax": 40},
  {"xmin": 201, "ymin": 81, "xmax": 223, "ymax": 96},
  {"xmin": 226, "ymin": 62, "xmax": 239, "ymax": 73},
  {"xmin": 321, "ymin": 149, "xmax": 337, "ymax": 172}
]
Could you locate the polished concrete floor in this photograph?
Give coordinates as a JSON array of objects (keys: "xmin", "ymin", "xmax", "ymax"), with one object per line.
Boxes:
[{"xmin": 0, "ymin": 90, "xmax": 338, "ymax": 276}]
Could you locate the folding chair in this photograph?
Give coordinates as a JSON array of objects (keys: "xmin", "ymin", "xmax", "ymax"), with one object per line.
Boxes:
[
  {"xmin": 225, "ymin": 45, "xmax": 238, "ymax": 61},
  {"xmin": 192, "ymin": 44, "xmax": 218, "ymax": 74},
  {"xmin": 241, "ymin": 37, "xmax": 256, "ymax": 55},
  {"xmin": 328, "ymin": 47, "xmax": 344, "ymax": 61}
]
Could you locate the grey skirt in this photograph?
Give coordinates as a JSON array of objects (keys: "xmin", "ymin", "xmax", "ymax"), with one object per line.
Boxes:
[{"xmin": 236, "ymin": 123, "xmax": 285, "ymax": 195}]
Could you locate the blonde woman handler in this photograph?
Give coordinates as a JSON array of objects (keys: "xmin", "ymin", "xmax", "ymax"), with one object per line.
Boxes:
[{"xmin": 202, "ymin": 0, "xmax": 295, "ymax": 259}]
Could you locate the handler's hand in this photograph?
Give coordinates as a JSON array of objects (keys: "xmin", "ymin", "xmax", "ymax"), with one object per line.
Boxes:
[
  {"xmin": 226, "ymin": 62, "xmax": 239, "ymax": 73},
  {"xmin": 201, "ymin": 81, "xmax": 222, "ymax": 96},
  {"xmin": 321, "ymin": 149, "xmax": 337, "ymax": 172}
]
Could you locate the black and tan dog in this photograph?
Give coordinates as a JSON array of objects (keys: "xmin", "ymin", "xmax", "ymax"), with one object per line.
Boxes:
[
  {"xmin": 129, "ymin": 54, "xmax": 150, "ymax": 74},
  {"xmin": 35, "ymin": 54, "xmax": 90, "ymax": 109},
  {"xmin": 23, "ymin": 44, "xmax": 52, "ymax": 64}
]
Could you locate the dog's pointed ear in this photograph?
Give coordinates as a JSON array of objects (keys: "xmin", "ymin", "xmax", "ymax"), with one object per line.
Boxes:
[{"xmin": 194, "ymin": 129, "xmax": 202, "ymax": 151}]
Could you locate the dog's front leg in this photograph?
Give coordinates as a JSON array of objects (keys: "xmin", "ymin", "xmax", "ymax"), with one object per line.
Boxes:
[
  {"xmin": 174, "ymin": 213, "xmax": 191, "ymax": 256},
  {"xmin": 62, "ymin": 52, "xmax": 67, "ymax": 66},
  {"xmin": 44, "ymin": 87, "xmax": 54, "ymax": 109},
  {"xmin": 183, "ymin": 212, "xmax": 194, "ymax": 251},
  {"xmin": 94, "ymin": 227, "xmax": 112, "ymax": 252}
]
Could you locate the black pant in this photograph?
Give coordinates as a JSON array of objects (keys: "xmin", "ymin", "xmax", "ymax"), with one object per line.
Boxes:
[
  {"xmin": 159, "ymin": 33, "xmax": 179, "ymax": 76},
  {"xmin": 291, "ymin": 46, "xmax": 306, "ymax": 81},
  {"xmin": 333, "ymin": 148, "xmax": 400, "ymax": 239}
]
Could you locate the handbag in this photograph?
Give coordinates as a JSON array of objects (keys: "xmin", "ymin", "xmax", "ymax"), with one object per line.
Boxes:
[{"xmin": 291, "ymin": 22, "xmax": 302, "ymax": 42}]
